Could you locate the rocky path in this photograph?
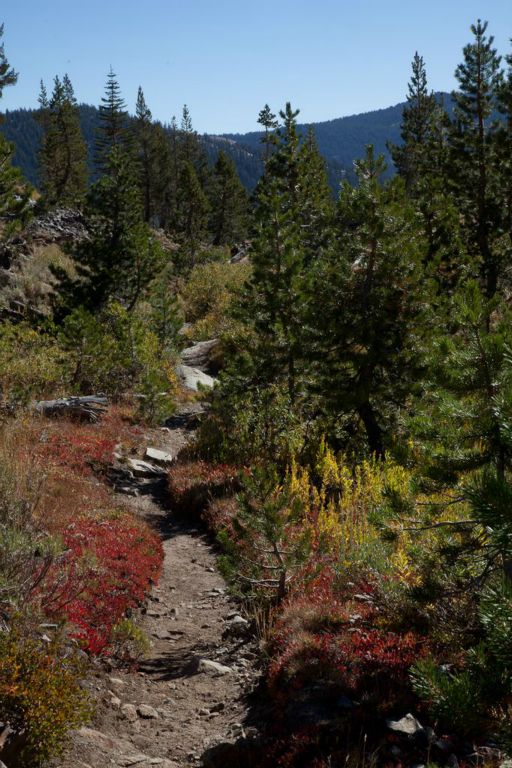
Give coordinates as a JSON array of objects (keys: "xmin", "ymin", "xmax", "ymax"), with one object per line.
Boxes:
[{"xmin": 62, "ymin": 402, "xmax": 262, "ymax": 768}]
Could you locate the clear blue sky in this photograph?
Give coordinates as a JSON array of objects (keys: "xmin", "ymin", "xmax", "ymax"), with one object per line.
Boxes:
[{"xmin": 1, "ymin": 0, "xmax": 512, "ymax": 134}]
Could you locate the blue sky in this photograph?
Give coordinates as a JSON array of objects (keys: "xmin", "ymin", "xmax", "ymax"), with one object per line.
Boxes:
[{"xmin": 1, "ymin": 1, "xmax": 512, "ymax": 134}]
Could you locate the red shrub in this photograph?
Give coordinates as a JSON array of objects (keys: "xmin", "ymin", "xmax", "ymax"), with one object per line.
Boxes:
[
  {"xmin": 167, "ymin": 460, "xmax": 239, "ymax": 516},
  {"xmin": 41, "ymin": 515, "xmax": 163, "ymax": 654}
]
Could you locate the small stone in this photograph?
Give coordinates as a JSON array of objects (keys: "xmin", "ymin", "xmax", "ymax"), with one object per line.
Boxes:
[
  {"xmin": 210, "ymin": 701, "xmax": 225, "ymax": 713},
  {"xmin": 198, "ymin": 707, "xmax": 210, "ymax": 716},
  {"xmin": 197, "ymin": 658, "xmax": 232, "ymax": 676},
  {"xmin": 387, "ymin": 713, "xmax": 423, "ymax": 735},
  {"xmin": 137, "ymin": 704, "xmax": 159, "ymax": 719},
  {"xmin": 109, "ymin": 676, "xmax": 126, "ymax": 687},
  {"xmin": 121, "ymin": 703, "xmax": 138, "ymax": 722},
  {"xmin": 110, "ymin": 696, "xmax": 122, "ymax": 709}
]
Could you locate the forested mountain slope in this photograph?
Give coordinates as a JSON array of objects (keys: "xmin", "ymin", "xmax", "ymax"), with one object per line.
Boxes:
[{"xmin": 0, "ymin": 94, "xmax": 451, "ymax": 191}]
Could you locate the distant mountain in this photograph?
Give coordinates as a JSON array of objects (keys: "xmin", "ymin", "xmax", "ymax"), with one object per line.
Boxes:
[
  {"xmin": 0, "ymin": 94, "xmax": 452, "ymax": 193},
  {"xmin": 223, "ymin": 92, "xmax": 453, "ymax": 185}
]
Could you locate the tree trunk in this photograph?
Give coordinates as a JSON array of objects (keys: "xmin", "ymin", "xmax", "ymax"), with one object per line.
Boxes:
[{"xmin": 358, "ymin": 401, "xmax": 385, "ymax": 459}]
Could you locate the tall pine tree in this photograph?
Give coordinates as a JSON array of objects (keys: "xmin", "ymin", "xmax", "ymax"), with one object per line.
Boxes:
[{"xmin": 37, "ymin": 74, "xmax": 87, "ymax": 206}]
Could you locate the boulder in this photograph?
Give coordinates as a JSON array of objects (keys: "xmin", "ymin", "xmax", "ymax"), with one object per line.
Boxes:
[
  {"xmin": 176, "ymin": 364, "xmax": 215, "ymax": 392},
  {"xmin": 145, "ymin": 447, "xmax": 174, "ymax": 465},
  {"xmin": 180, "ymin": 339, "xmax": 220, "ymax": 372}
]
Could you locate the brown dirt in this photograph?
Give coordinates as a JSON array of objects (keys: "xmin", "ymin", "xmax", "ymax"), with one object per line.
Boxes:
[{"xmin": 60, "ymin": 403, "xmax": 263, "ymax": 768}]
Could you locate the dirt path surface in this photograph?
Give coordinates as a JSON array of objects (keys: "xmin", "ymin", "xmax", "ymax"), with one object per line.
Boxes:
[{"xmin": 61, "ymin": 404, "xmax": 263, "ymax": 768}]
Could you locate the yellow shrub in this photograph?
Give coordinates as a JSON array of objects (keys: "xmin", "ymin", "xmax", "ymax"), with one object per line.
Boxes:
[{"xmin": 287, "ymin": 441, "xmax": 411, "ymax": 567}]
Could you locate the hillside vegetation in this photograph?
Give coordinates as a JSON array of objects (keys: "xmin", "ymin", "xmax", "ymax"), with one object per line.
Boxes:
[{"xmin": 0, "ymin": 16, "xmax": 512, "ymax": 768}]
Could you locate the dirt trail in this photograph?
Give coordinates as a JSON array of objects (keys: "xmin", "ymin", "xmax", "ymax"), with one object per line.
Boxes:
[{"xmin": 62, "ymin": 405, "xmax": 262, "ymax": 768}]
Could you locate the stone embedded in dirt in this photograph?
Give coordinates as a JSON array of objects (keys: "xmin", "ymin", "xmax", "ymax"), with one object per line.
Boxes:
[
  {"xmin": 110, "ymin": 695, "xmax": 122, "ymax": 709},
  {"xmin": 126, "ymin": 458, "xmax": 166, "ymax": 477},
  {"xmin": 121, "ymin": 703, "xmax": 138, "ymax": 722},
  {"xmin": 197, "ymin": 658, "xmax": 233, "ymax": 676},
  {"xmin": 145, "ymin": 446, "xmax": 175, "ymax": 465},
  {"xmin": 210, "ymin": 702, "xmax": 225, "ymax": 713},
  {"xmin": 117, "ymin": 755, "xmax": 150, "ymax": 766},
  {"xmin": 387, "ymin": 713, "xmax": 424, "ymax": 735},
  {"xmin": 137, "ymin": 704, "xmax": 159, "ymax": 719},
  {"xmin": 109, "ymin": 676, "xmax": 127, "ymax": 686}
]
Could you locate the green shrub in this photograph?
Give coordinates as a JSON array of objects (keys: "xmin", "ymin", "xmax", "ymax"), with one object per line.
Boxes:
[
  {"xmin": 0, "ymin": 322, "xmax": 66, "ymax": 405},
  {"xmin": 180, "ymin": 260, "xmax": 250, "ymax": 341},
  {"xmin": 110, "ymin": 618, "xmax": 150, "ymax": 663},
  {"xmin": 59, "ymin": 302, "xmax": 177, "ymax": 420}
]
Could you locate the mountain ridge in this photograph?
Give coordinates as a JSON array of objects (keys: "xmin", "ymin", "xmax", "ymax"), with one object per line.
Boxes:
[{"xmin": 0, "ymin": 93, "xmax": 452, "ymax": 192}]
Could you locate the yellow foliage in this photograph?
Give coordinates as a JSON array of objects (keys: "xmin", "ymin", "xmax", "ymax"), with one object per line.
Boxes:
[{"xmin": 287, "ymin": 441, "xmax": 411, "ymax": 566}]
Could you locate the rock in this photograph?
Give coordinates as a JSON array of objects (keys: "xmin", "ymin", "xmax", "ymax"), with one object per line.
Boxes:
[
  {"xmin": 387, "ymin": 713, "xmax": 424, "ymax": 736},
  {"xmin": 109, "ymin": 676, "xmax": 127, "ymax": 686},
  {"xmin": 176, "ymin": 364, "xmax": 215, "ymax": 392},
  {"xmin": 117, "ymin": 756, "xmax": 149, "ymax": 767},
  {"xmin": 110, "ymin": 695, "xmax": 122, "ymax": 709},
  {"xmin": 121, "ymin": 703, "xmax": 138, "ymax": 722},
  {"xmin": 197, "ymin": 658, "xmax": 232, "ymax": 676},
  {"xmin": 145, "ymin": 446, "xmax": 175, "ymax": 465},
  {"xmin": 126, "ymin": 458, "xmax": 166, "ymax": 477},
  {"xmin": 210, "ymin": 701, "xmax": 225, "ymax": 713},
  {"xmin": 181, "ymin": 339, "xmax": 220, "ymax": 372},
  {"xmin": 137, "ymin": 704, "xmax": 159, "ymax": 719}
]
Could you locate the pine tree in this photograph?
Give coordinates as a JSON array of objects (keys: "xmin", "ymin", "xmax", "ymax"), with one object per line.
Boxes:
[
  {"xmin": 242, "ymin": 104, "xmax": 330, "ymax": 403},
  {"xmin": 37, "ymin": 74, "xmax": 87, "ymax": 206},
  {"xmin": 450, "ymin": 20, "xmax": 503, "ymax": 298},
  {"xmin": 391, "ymin": 54, "xmax": 467, "ymax": 288},
  {"xmin": 311, "ymin": 147, "xmax": 425, "ymax": 457},
  {"xmin": 495, "ymin": 43, "xmax": 512, "ymax": 269},
  {"xmin": 0, "ymin": 24, "xmax": 29, "ymax": 226},
  {"xmin": 134, "ymin": 86, "xmax": 155, "ymax": 222},
  {"xmin": 257, "ymin": 103, "xmax": 278, "ymax": 160},
  {"xmin": 412, "ymin": 281, "xmax": 512, "ymax": 580},
  {"xmin": 67, "ymin": 146, "xmax": 162, "ymax": 310},
  {"xmin": 389, "ymin": 52, "xmax": 438, "ymax": 194},
  {"xmin": 0, "ymin": 24, "xmax": 17, "ymax": 96},
  {"xmin": 209, "ymin": 151, "xmax": 249, "ymax": 245},
  {"xmin": 95, "ymin": 68, "xmax": 130, "ymax": 173},
  {"xmin": 176, "ymin": 161, "xmax": 209, "ymax": 265}
]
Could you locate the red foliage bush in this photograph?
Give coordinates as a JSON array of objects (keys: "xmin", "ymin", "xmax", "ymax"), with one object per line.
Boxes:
[
  {"xmin": 41, "ymin": 516, "xmax": 163, "ymax": 654},
  {"xmin": 40, "ymin": 430, "xmax": 116, "ymax": 476},
  {"xmin": 167, "ymin": 460, "xmax": 239, "ymax": 517},
  {"xmin": 268, "ymin": 564, "xmax": 426, "ymax": 711}
]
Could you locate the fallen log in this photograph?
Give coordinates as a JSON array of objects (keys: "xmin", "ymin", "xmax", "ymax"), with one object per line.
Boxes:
[{"xmin": 33, "ymin": 395, "xmax": 108, "ymax": 423}]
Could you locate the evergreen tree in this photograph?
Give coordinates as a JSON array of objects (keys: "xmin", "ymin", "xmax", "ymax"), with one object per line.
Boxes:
[
  {"xmin": 37, "ymin": 74, "xmax": 87, "ymax": 206},
  {"xmin": 311, "ymin": 147, "xmax": 425, "ymax": 457},
  {"xmin": 257, "ymin": 103, "xmax": 278, "ymax": 160},
  {"xmin": 0, "ymin": 24, "xmax": 17, "ymax": 96},
  {"xmin": 0, "ymin": 24, "xmax": 29, "ymax": 226},
  {"xmin": 392, "ymin": 54, "xmax": 467, "ymax": 288},
  {"xmin": 134, "ymin": 86, "xmax": 155, "ymax": 222},
  {"xmin": 450, "ymin": 20, "xmax": 503, "ymax": 298},
  {"xmin": 495, "ymin": 43, "xmax": 512, "ymax": 269},
  {"xmin": 209, "ymin": 151, "xmax": 249, "ymax": 245},
  {"xmin": 176, "ymin": 161, "xmax": 209, "ymax": 264},
  {"xmin": 95, "ymin": 68, "xmax": 130, "ymax": 173},
  {"xmin": 242, "ymin": 104, "xmax": 330, "ymax": 402},
  {"xmin": 389, "ymin": 52, "xmax": 438, "ymax": 194},
  {"xmin": 67, "ymin": 146, "xmax": 162, "ymax": 310}
]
